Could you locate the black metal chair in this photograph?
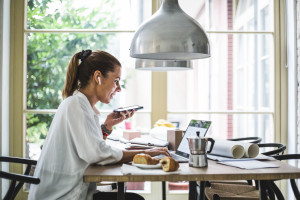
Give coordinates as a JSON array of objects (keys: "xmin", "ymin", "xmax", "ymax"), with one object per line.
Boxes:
[
  {"xmin": 204, "ymin": 142, "xmax": 287, "ymax": 200},
  {"xmin": 272, "ymin": 154, "xmax": 300, "ymax": 200},
  {"xmin": 228, "ymin": 137, "xmax": 262, "ymax": 144},
  {"xmin": 0, "ymin": 156, "xmax": 40, "ymax": 200},
  {"xmin": 258, "ymin": 143, "xmax": 286, "ymax": 156}
]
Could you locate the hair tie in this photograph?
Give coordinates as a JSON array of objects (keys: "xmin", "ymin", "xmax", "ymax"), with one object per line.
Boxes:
[{"xmin": 77, "ymin": 49, "xmax": 92, "ymax": 62}]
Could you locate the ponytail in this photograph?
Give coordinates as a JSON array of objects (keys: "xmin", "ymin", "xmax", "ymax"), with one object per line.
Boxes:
[
  {"xmin": 62, "ymin": 53, "xmax": 80, "ymax": 99},
  {"xmin": 62, "ymin": 50, "xmax": 121, "ymax": 99}
]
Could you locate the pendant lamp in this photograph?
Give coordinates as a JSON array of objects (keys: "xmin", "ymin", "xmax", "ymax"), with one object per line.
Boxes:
[
  {"xmin": 135, "ymin": 59, "xmax": 193, "ymax": 71},
  {"xmin": 130, "ymin": 0, "xmax": 210, "ymax": 61}
]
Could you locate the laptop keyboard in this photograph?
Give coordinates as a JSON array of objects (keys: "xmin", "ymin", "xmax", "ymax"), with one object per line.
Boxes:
[
  {"xmin": 170, "ymin": 153, "xmax": 189, "ymax": 163},
  {"xmin": 154, "ymin": 153, "xmax": 189, "ymax": 163}
]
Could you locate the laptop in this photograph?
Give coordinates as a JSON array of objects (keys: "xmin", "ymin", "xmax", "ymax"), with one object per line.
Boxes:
[{"xmin": 155, "ymin": 119, "xmax": 212, "ymax": 163}]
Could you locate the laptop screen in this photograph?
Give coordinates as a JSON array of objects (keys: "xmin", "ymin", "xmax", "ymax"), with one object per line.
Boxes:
[{"xmin": 176, "ymin": 120, "xmax": 212, "ymax": 158}]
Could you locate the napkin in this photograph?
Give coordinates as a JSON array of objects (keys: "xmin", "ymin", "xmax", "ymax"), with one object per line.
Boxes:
[{"xmin": 121, "ymin": 164, "xmax": 180, "ymax": 175}]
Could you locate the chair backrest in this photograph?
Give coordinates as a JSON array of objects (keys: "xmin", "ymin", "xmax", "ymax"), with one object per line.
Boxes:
[
  {"xmin": 0, "ymin": 156, "xmax": 40, "ymax": 200},
  {"xmin": 227, "ymin": 137, "xmax": 262, "ymax": 144},
  {"xmin": 272, "ymin": 154, "xmax": 300, "ymax": 200},
  {"xmin": 257, "ymin": 143, "xmax": 286, "ymax": 156}
]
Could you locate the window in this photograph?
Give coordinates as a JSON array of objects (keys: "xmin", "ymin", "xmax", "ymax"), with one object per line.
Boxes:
[{"xmin": 25, "ymin": 0, "xmax": 152, "ymax": 195}]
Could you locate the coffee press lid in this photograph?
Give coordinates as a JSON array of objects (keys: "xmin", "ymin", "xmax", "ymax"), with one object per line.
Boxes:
[{"xmin": 187, "ymin": 131, "xmax": 202, "ymax": 140}]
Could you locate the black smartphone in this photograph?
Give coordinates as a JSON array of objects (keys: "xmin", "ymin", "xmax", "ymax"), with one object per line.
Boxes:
[{"xmin": 113, "ymin": 105, "xmax": 144, "ymax": 113}]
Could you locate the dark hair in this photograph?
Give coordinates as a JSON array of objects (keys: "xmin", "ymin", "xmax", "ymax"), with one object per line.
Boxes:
[{"xmin": 62, "ymin": 50, "xmax": 121, "ymax": 99}]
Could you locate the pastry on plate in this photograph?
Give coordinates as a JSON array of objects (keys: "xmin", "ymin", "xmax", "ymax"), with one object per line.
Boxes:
[
  {"xmin": 133, "ymin": 154, "xmax": 160, "ymax": 165},
  {"xmin": 160, "ymin": 157, "xmax": 179, "ymax": 172}
]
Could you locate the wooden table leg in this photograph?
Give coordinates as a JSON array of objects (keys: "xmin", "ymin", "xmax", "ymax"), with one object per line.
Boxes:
[
  {"xmin": 258, "ymin": 180, "xmax": 268, "ymax": 200},
  {"xmin": 117, "ymin": 182, "xmax": 125, "ymax": 200},
  {"xmin": 189, "ymin": 181, "xmax": 197, "ymax": 200}
]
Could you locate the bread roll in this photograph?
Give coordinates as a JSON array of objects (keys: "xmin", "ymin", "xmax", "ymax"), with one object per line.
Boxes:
[
  {"xmin": 133, "ymin": 154, "xmax": 160, "ymax": 165},
  {"xmin": 160, "ymin": 157, "xmax": 179, "ymax": 172}
]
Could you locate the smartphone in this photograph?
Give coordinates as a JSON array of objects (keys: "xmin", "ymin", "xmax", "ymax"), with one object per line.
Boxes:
[{"xmin": 113, "ymin": 105, "xmax": 144, "ymax": 113}]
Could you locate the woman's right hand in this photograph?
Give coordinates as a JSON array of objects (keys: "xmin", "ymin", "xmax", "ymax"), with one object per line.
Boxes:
[
  {"xmin": 144, "ymin": 147, "xmax": 170, "ymax": 157},
  {"xmin": 104, "ymin": 110, "xmax": 135, "ymax": 130}
]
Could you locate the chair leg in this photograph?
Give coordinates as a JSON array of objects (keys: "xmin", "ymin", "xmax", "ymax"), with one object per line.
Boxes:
[
  {"xmin": 117, "ymin": 182, "xmax": 125, "ymax": 200},
  {"xmin": 189, "ymin": 181, "xmax": 197, "ymax": 200},
  {"xmin": 267, "ymin": 187, "xmax": 275, "ymax": 200},
  {"xmin": 291, "ymin": 179, "xmax": 300, "ymax": 200},
  {"xmin": 4, "ymin": 180, "xmax": 16, "ymax": 200},
  {"xmin": 199, "ymin": 181, "xmax": 206, "ymax": 200},
  {"xmin": 267, "ymin": 181, "xmax": 284, "ymax": 200},
  {"xmin": 258, "ymin": 180, "xmax": 268, "ymax": 200}
]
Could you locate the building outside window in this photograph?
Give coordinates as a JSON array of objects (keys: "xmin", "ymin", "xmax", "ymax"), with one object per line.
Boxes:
[{"xmin": 167, "ymin": 0, "xmax": 274, "ymax": 193}]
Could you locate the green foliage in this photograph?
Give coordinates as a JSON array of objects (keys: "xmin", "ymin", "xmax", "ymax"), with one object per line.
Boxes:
[{"xmin": 26, "ymin": 0, "xmax": 119, "ymax": 143}]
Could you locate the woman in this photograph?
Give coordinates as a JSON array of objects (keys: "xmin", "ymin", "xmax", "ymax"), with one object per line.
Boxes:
[{"xmin": 29, "ymin": 50, "xmax": 170, "ymax": 200}]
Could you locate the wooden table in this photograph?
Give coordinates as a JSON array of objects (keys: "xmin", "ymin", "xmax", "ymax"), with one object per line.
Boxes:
[{"xmin": 84, "ymin": 159, "xmax": 300, "ymax": 200}]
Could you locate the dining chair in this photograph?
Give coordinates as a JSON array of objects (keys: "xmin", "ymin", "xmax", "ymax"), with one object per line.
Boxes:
[
  {"xmin": 203, "ymin": 142, "xmax": 286, "ymax": 200},
  {"xmin": 258, "ymin": 143, "xmax": 286, "ymax": 156},
  {"xmin": 0, "ymin": 156, "xmax": 40, "ymax": 200},
  {"xmin": 200, "ymin": 137, "xmax": 262, "ymax": 188},
  {"xmin": 227, "ymin": 137, "xmax": 262, "ymax": 144},
  {"xmin": 272, "ymin": 154, "xmax": 300, "ymax": 200}
]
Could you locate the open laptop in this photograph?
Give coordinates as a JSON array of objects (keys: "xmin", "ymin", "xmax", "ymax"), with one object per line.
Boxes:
[{"xmin": 155, "ymin": 119, "xmax": 212, "ymax": 163}]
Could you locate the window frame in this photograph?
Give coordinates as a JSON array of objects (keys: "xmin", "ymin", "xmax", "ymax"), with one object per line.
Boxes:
[{"xmin": 9, "ymin": 0, "xmax": 287, "ymax": 198}]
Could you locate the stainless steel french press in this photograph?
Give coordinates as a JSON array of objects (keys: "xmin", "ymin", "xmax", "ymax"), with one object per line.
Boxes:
[{"xmin": 187, "ymin": 131, "xmax": 215, "ymax": 167}]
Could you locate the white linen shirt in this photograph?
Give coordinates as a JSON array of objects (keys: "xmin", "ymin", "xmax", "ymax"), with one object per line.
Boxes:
[{"xmin": 28, "ymin": 91, "xmax": 123, "ymax": 200}]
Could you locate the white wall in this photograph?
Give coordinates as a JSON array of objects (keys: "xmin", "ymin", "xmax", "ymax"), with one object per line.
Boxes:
[{"xmin": 0, "ymin": 0, "xmax": 10, "ymax": 197}]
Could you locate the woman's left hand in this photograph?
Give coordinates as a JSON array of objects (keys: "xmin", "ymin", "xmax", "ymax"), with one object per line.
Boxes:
[{"xmin": 104, "ymin": 109, "xmax": 135, "ymax": 130}]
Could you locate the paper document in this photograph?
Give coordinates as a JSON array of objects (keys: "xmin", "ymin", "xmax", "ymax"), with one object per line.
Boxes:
[
  {"xmin": 218, "ymin": 160, "xmax": 279, "ymax": 170},
  {"xmin": 207, "ymin": 154, "xmax": 276, "ymax": 162}
]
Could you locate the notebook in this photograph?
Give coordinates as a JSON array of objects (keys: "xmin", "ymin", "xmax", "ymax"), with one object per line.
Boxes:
[{"xmin": 155, "ymin": 119, "xmax": 212, "ymax": 163}]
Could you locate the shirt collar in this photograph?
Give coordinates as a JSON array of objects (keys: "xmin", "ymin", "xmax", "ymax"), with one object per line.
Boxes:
[{"xmin": 74, "ymin": 91, "xmax": 100, "ymax": 116}]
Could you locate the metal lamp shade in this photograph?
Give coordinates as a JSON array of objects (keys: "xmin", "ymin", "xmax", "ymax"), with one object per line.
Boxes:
[
  {"xmin": 130, "ymin": 0, "xmax": 210, "ymax": 60},
  {"xmin": 135, "ymin": 59, "xmax": 193, "ymax": 71}
]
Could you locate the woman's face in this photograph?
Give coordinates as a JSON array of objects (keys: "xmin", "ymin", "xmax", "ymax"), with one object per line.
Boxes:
[{"xmin": 99, "ymin": 66, "xmax": 122, "ymax": 104}]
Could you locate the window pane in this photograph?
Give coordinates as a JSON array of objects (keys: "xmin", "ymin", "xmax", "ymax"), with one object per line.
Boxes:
[
  {"xmin": 26, "ymin": 32, "xmax": 151, "ymax": 111},
  {"xmin": 168, "ymin": 181, "xmax": 188, "ymax": 192},
  {"xmin": 167, "ymin": 34, "xmax": 274, "ymax": 111},
  {"xmin": 167, "ymin": 114, "xmax": 274, "ymax": 142},
  {"xmin": 127, "ymin": 182, "xmax": 145, "ymax": 190},
  {"xmin": 26, "ymin": 113, "xmax": 54, "ymax": 159},
  {"xmin": 27, "ymin": 0, "xmax": 151, "ymax": 30},
  {"xmin": 179, "ymin": 0, "xmax": 274, "ymax": 31}
]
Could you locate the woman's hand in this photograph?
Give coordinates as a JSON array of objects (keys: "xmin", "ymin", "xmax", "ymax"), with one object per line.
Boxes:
[
  {"xmin": 119, "ymin": 147, "xmax": 170, "ymax": 163},
  {"xmin": 144, "ymin": 147, "xmax": 170, "ymax": 157},
  {"xmin": 104, "ymin": 110, "xmax": 135, "ymax": 130}
]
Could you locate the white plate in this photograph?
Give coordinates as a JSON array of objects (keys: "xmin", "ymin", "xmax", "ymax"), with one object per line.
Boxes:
[{"xmin": 132, "ymin": 163, "xmax": 162, "ymax": 169}]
